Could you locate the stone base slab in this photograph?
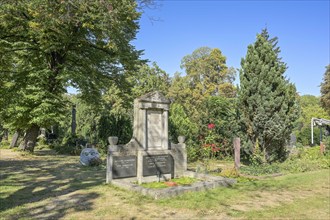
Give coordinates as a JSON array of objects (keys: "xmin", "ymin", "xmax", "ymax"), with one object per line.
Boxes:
[{"xmin": 110, "ymin": 171, "xmax": 236, "ymax": 199}]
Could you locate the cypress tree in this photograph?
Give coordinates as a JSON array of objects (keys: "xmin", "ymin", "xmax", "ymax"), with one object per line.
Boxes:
[{"xmin": 239, "ymin": 29, "xmax": 299, "ymax": 162}]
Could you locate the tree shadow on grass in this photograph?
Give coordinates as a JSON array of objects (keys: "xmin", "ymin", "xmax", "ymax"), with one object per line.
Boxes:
[{"xmin": 0, "ymin": 151, "xmax": 105, "ymax": 219}]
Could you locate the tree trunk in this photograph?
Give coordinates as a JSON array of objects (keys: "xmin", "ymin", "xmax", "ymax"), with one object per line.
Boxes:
[{"xmin": 19, "ymin": 124, "xmax": 40, "ymax": 152}]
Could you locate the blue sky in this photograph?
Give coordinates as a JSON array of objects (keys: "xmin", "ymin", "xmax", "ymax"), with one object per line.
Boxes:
[{"xmin": 133, "ymin": 0, "xmax": 330, "ymax": 96}]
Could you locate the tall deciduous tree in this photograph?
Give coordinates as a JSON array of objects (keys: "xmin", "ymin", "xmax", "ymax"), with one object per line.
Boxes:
[
  {"xmin": 293, "ymin": 95, "xmax": 328, "ymax": 146},
  {"xmin": 238, "ymin": 29, "xmax": 299, "ymax": 162},
  {"xmin": 169, "ymin": 47, "xmax": 236, "ymax": 123},
  {"xmin": 320, "ymin": 65, "xmax": 330, "ymax": 116},
  {"xmin": 0, "ymin": 0, "xmax": 143, "ymax": 151},
  {"xmin": 129, "ymin": 62, "xmax": 171, "ymax": 98},
  {"xmin": 168, "ymin": 47, "xmax": 236, "ymax": 159}
]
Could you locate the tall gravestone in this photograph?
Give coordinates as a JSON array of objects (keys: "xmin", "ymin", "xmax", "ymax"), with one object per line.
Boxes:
[
  {"xmin": 233, "ymin": 137, "xmax": 240, "ymax": 170},
  {"xmin": 107, "ymin": 91, "xmax": 187, "ymax": 184},
  {"xmin": 10, "ymin": 131, "xmax": 20, "ymax": 148}
]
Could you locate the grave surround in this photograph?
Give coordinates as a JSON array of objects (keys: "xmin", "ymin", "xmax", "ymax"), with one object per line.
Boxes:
[{"xmin": 106, "ymin": 91, "xmax": 235, "ymax": 197}]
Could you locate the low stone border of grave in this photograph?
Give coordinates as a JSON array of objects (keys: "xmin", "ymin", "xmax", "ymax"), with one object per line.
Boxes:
[{"xmin": 110, "ymin": 171, "xmax": 236, "ymax": 200}]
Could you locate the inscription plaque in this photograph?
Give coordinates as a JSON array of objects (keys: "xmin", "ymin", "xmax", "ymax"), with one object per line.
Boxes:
[
  {"xmin": 143, "ymin": 154, "xmax": 173, "ymax": 176},
  {"xmin": 147, "ymin": 110, "xmax": 162, "ymax": 148},
  {"xmin": 112, "ymin": 156, "xmax": 137, "ymax": 179}
]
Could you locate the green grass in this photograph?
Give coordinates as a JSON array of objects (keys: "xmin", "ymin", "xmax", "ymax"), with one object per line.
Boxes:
[
  {"xmin": 156, "ymin": 170, "xmax": 330, "ymax": 219},
  {"xmin": 232, "ymin": 194, "xmax": 330, "ymax": 219},
  {"xmin": 139, "ymin": 177, "xmax": 198, "ymax": 189},
  {"xmin": 172, "ymin": 176, "xmax": 197, "ymax": 185},
  {"xmin": 139, "ymin": 181, "xmax": 168, "ymax": 189},
  {"xmin": 0, "ymin": 148, "xmax": 329, "ymax": 219}
]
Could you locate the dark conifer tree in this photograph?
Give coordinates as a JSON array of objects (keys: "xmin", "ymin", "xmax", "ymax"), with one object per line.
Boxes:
[{"xmin": 239, "ymin": 29, "xmax": 299, "ymax": 162}]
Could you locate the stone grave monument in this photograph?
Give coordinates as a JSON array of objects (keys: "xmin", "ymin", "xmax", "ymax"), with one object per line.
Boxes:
[{"xmin": 106, "ymin": 91, "xmax": 187, "ymax": 184}]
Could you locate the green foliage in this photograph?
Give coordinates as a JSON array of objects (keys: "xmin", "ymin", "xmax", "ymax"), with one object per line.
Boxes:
[
  {"xmin": 139, "ymin": 177, "xmax": 198, "ymax": 189},
  {"xmin": 296, "ymin": 127, "xmax": 321, "ymax": 146},
  {"xmin": 324, "ymin": 136, "xmax": 330, "ymax": 154},
  {"xmin": 169, "ymin": 103, "xmax": 198, "ymax": 143},
  {"xmin": 240, "ymin": 164, "xmax": 281, "ymax": 176},
  {"xmin": 139, "ymin": 181, "xmax": 168, "ymax": 189},
  {"xmin": 0, "ymin": 139, "xmax": 10, "ymax": 149},
  {"xmin": 293, "ymin": 95, "xmax": 328, "ymax": 146},
  {"xmin": 50, "ymin": 134, "xmax": 84, "ymax": 155},
  {"xmin": 281, "ymin": 146, "xmax": 330, "ymax": 172},
  {"xmin": 50, "ymin": 62, "xmax": 171, "ymax": 153},
  {"xmin": 202, "ymin": 96, "xmax": 238, "ymax": 156},
  {"xmin": 129, "ymin": 62, "xmax": 171, "ymax": 98},
  {"xmin": 295, "ymin": 95, "xmax": 328, "ymax": 131},
  {"xmin": 219, "ymin": 168, "xmax": 240, "ymax": 178},
  {"xmin": 168, "ymin": 47, "xmax": 237, "ymax": 161},
  {"xmin": 320, "ymin": 65, "xmax": 330, "ymax": 116},
  {"xmin": 240, "ymin": 146, "xmax": 330, "ymax": 176},
  {"xmin": 180, "ymin": 47, "xmax": 236, "ymax": 98},
  {"xmin": 185, "ymin": 141, "xmax": 201, "ymax": 162},
  {"xmin": 171, "ymin": 177, "xmax": 198, "ymax": 185},
  {"xmin": 169, "ymin": 47, "xmax": 236, "ymax": 125},
  {"xmin": 97, "ymin": 113, "xmax": 132, "ymax": 147},
  {"xmin": 238, "ymin": 29, "xmax": 299, "ymax": 163},
  {"xmin": 299, "ymin": 94, "xmax": 321, "ymax": 107}
]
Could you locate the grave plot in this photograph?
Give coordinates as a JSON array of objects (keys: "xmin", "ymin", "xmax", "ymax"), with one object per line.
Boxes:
[{"xmin": 106, "ymin": 91, "xmax": 235, "ymax": 198}]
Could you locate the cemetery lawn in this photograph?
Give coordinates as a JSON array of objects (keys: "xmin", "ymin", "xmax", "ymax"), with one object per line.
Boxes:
[{"xmin": 0, "ymin": 148, "xmax": 329, "ymax": 219}]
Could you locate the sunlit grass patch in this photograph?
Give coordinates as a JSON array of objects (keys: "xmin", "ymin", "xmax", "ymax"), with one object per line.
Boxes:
[{"xmin": 138, "ymin": 177, "xmax": 199, "ymax": 189}]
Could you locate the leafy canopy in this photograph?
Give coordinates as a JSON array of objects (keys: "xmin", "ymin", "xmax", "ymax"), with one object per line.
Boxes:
[
  {"xmin": 0, "ymin": 0, "xmax": 142, "ymax": 131},
  {"xmin": 169, "ymin": 47, "xmax": 236, "ymax": 123}
]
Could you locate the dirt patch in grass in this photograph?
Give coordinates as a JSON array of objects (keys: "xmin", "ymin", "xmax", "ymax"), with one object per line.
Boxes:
[{"xmin": 0, "ymin": 149, "xmax": 25, "ymax": 160}]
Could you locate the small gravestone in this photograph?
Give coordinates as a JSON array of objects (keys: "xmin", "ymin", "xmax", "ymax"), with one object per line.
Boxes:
[
  {"xmin": 40, "ymin": 128, "xmax": 46, "ymax": 136},
  {"xmin": 37, "ymin": 128, "xmax": 47, "ymax": 142},
  {"xmin": 80, "ymin": 148, "xmax": 101, "ymax": 166},
  {"xmin": 3, "ymin": 130, "xmax": 8, "ymax": 141},
  {"xmin": 10, "ymin": 132, "xmax": 20, "ymax": 148},
  {"xmin": 290, "ymin": 134, "xmax": 296, "ymax": 148},
  {"xmin": 234, "ymin": 137, "xmax": 240, "ymax": 170}
]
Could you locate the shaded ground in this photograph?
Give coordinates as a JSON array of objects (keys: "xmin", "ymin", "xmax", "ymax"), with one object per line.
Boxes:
[{"xmin": 0, "ymin": 149, "xmax": 329, "ymax": 219}]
